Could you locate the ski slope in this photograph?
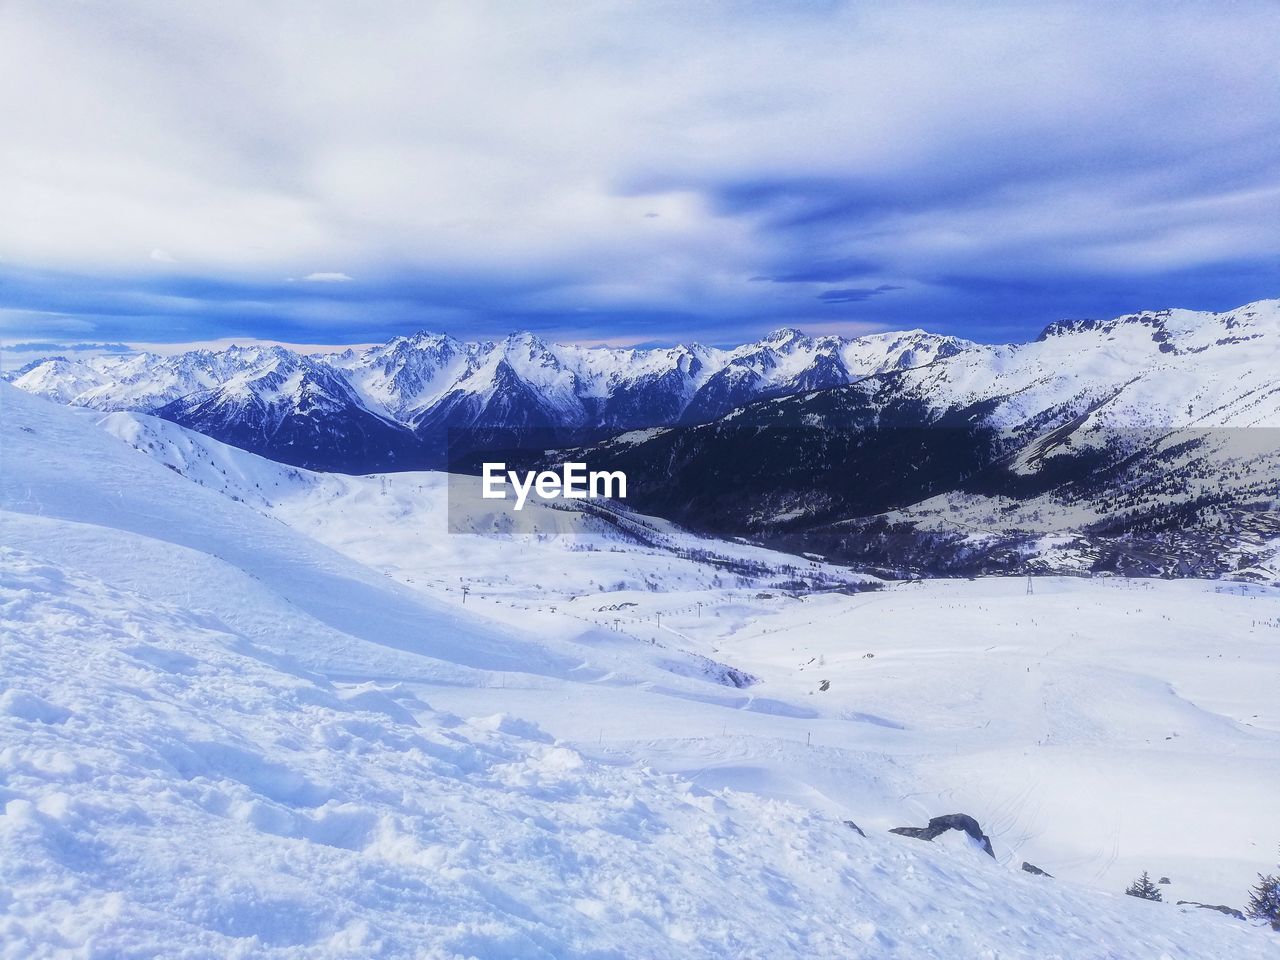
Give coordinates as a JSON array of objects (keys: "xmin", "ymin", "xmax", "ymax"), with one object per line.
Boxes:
[{"xmin": 2, "ymin": 383, "xmax": 1278, "ymax": 957}]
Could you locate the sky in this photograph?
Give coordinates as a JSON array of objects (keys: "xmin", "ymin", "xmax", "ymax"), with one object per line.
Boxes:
[{"xmin": 2, "ymin": 0, "xmax": 1278, "ymax": 348}]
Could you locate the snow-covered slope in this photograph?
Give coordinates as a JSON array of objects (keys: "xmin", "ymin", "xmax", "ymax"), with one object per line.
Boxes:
[
  {"xmin": 9, "ymin": 550, "xmax": 1274, "ymax": 958},
  {"xmin": 0, "ymin": 384, "xmax": 781, "ymax": 691},
  {"xmin": 3, "ymin": 385, "xmax": 1279, "ymax": 956},
  {"xmin": 893, "ymin": 299, "xmax": 1280, "ymax": 431},
  {"xmin": 93, "ymin": 402, "xmax": 876, "ymax": 606}
]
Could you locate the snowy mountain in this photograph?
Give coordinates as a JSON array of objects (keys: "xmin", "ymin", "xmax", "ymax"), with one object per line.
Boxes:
[
  {"xmin": 153, "ymin": 347, "xmax": 421, "ymax": 473},
  {"xmin": 6, "ymin": 327, "xmax": 969, "ymax": 471},
  {"xmin": 9, "ymin": 299, "xmax": 1279, "ymax": 480},
  {"xmin": 547, "ymin": 299, "xmax": 1280, "ymax": 579}
]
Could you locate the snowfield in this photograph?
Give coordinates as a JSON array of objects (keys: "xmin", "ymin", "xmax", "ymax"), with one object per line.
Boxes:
[
  {"xmin": 12, "ymin": 550, "xmax": 1268, "ymax": 960},
  {"xmin": 2, "ymin": 383, "xmax": 1279, "ymax": 958}
]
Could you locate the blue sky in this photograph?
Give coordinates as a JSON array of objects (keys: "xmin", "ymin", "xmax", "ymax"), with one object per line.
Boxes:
[{"xmin": 2, "ymin": 1, "xmax": 1278, "ymax": 348}]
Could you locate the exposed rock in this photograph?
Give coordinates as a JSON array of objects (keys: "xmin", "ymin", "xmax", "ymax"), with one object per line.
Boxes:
[
  {"xmin": 1176, "ymin": 901, "xmax": 1246, "ymax": 921},
  {"xmin": 889, "ymin": 813, "xmax": 995, "ymax": 858},
  {"xmin": 1021, "ymin": 861, "xmax": 1052, "ymax": 877},
  {"xmin": 842, "ymin": 820, "xmax": 866, "ymax": 837}
]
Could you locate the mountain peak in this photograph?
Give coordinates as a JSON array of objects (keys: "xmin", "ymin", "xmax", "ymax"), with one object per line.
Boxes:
[
  {"xmin": 1034, "ymin": 317, "xmax": 1107, "ymax": 341},
  {"xmin": 1032, "ymin": 298, "xmax": 1280, "ymax": 343},
  {"xmin": 402, "ymin": 330, "xmax": 452, "ymax": 346},
  {"xmin": 761, "ymin": 327, "xmax": 808, "ymax": 347},
  {"xmin": 503, "ymin": 330, "xmax": 552, "ymax": 350}
]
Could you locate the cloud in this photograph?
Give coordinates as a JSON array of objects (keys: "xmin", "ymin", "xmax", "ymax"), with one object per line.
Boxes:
[
  {"xmin": 299, "ymin": 272, "xmax": 353, "ymax": 283},
  {"xmin": 763, "ymin": 259, "xmax": 885, "ymax": 284},
  {"xmin": 0, "ymin": 1, "xmax": 1277, "ymax": 343},
  {"xmin": 5, "ymin": 340, "xmax": 133, "ymax": 353},
  {"xmin": 818, "ymin": 285, "xmax": 903, "ymax": 304}
]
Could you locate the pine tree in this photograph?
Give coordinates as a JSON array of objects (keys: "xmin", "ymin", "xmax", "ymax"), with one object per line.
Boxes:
[
  {"xmin": 1125, "ymin": 870, "xmax": 1163, "ymax": 902},
  {"xmin": 1245, "ymin": 873, "xmax": 1280, "ymax": 930}
]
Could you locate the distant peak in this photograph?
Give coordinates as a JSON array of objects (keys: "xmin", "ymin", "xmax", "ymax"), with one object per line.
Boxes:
[
  {"xmin": 761, "ymin": 327, "xmax": 807, "ymax": 346},
  {"xmin": 14, "ymin": 356, "xmax": 70, "ymax": 376},
  {"xmin": 1034, "ymin": 309, "xmax": 1177, "ymax": 342},
  {"xmin": 1034, "ymin": 317, "xmax": 1109, "ymax": 341},
  {"xmin": 387, "ymin": 330, "xmax": 457, "ymax": 352},
  {"xmin": 503, "ymin": 331, "xmax": 551, "ymax": 349}
]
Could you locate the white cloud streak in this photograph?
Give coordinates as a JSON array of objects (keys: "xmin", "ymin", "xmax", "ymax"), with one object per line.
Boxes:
[{"xmin": 298, "ymin": 272, "xmax": 353, "ymax": 283}]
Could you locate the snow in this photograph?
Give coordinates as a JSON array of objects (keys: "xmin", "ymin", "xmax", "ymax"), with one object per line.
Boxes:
[{"xmin": 3, "ymin": 383, "xmax": 1279, "ymax": 957}]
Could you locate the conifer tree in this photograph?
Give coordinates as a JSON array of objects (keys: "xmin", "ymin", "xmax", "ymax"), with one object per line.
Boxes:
[
  {"xmin": 1245, "ymin": 873, "xmax": 1280, "ymax": 929},
  {"xmin": 1124, "ymin": 871, "xmax": 1162, "ymax": 902}
]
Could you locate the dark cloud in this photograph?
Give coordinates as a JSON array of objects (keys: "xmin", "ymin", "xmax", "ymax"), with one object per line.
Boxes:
[
  {"xmin": 760, "ymin": 258, "xmax": 885, "ymax": 284},
  {"xmin": 818, "ymin": 285, "xmax": 904, "ymax": 304}
]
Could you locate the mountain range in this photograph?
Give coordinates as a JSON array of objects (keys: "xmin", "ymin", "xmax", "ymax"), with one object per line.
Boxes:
[
  {"xmin": 9, "ymin": 298, "xmax": 1280, "ymax": 580},
  {"xmin": 5, "ymin": 327, "xmax": 968, "ymax": 471}
]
